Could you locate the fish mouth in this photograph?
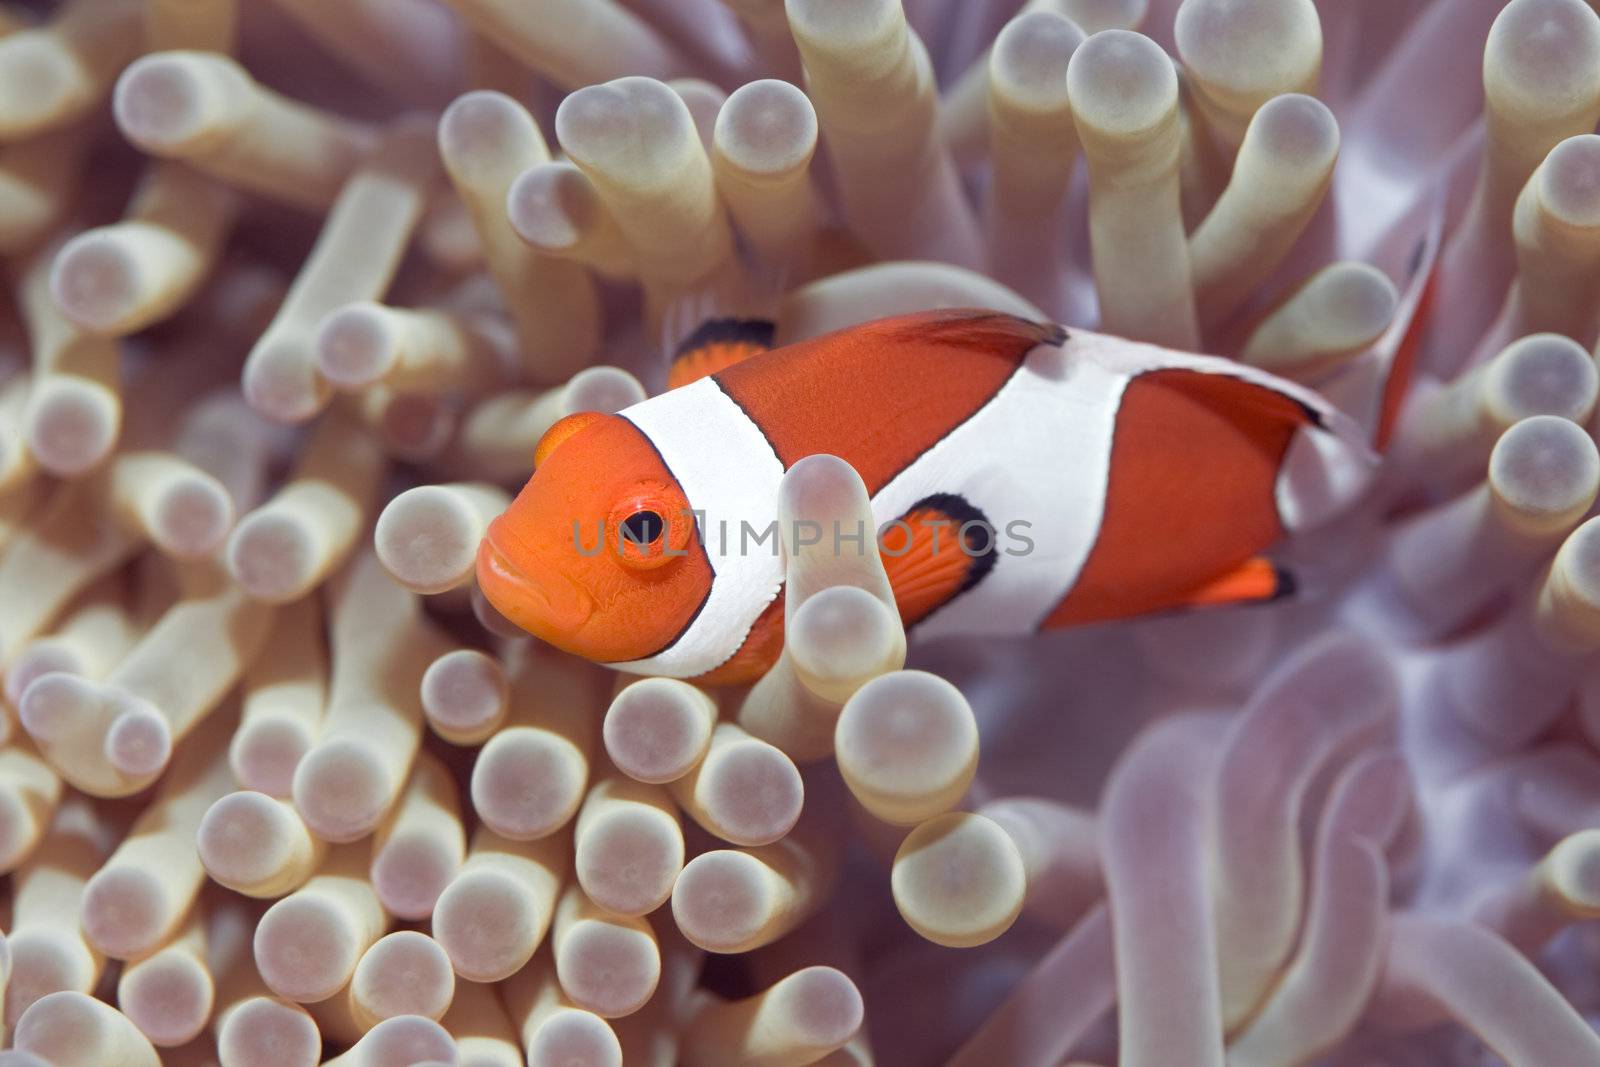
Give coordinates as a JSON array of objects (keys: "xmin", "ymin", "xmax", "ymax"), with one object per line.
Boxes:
[{"xmin": 476, "ymin": 527, "xmax": 595, "ymax": 641}]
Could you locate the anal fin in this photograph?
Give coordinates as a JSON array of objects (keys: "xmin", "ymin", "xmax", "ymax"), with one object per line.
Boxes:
[{"xmin": 1179, "ymin": 556, "xmax": 1295, "ymax": 610}]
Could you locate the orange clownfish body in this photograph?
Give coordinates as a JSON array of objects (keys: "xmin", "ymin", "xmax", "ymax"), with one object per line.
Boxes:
[{"xmin": 478, "ymin": 310, "xmax": 1374, "ymax": 685}]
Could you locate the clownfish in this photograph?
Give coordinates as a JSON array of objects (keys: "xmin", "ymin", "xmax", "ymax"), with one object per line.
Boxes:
[{"xmin": 477, "ymin": 309, "xmax": 1375, "ymax": 685}]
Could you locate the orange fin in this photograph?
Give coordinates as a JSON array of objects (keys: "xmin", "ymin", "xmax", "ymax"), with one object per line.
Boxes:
[
  {"xmin": 1374, "ymin": 208, "xmax": 1444, "ymax": 451},
  {"xmin": 879, "ymin": 495, "xmax": 997, "ymax": 628},
  {"xmin": 1044, "ymin": 556, "xmax": 1294, "ymax": 630},
  {"xmin": 854, "ymin": 309, "xmax": 1067, "ymax": 358},
  {"xmin": 1179, "ymin": 557, "xmax": 1295, "ymax": 610},
  {"xmin": 667, "ymin": 318, "xmax": 775, "ymax": 389}
]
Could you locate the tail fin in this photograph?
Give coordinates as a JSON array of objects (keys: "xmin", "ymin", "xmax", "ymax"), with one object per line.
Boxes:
[{"xmin": 1356, "ymin": 204, "xmax": 1446, "ymax": 451}]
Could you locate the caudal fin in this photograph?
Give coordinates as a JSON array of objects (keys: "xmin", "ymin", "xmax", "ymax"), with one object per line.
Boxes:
[
  {"xmin": 1305, "ymin": 203, "xmax": 1444, "ymax": 453},
  {"xmin": 1370, "ymin": 206, "xmax": 1445, "ymax": 450}
]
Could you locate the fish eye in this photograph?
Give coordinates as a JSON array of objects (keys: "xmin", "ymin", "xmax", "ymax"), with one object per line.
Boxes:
[
  {"xmin": 620, "ymin": 509, "xmax": 665, "ymax": 546},
  {"xmin": 609, "ymin": 489, "xmax": 690, "ymax": 571}
]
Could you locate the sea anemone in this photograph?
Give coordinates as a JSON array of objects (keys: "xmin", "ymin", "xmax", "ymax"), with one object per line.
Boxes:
[{"xmin": 0, "ymin": 0, "xmax": 1598, "ymax": 1065}]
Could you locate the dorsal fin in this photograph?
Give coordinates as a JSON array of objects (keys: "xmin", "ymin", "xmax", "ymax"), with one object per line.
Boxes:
[
  {"xmin": 667, "ymin": 317, "xmax": 775, "ymax": 389},
  {"xmin": 840, "ymin": 308, "xmax": 1067, "ymax": 355},
  {"xmin": 714, "ymin": 309, "xmax": 1067, "ymax": 494}
]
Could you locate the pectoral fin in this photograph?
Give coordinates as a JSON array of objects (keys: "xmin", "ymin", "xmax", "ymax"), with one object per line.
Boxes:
[{"xmin": 880, "ymin": 495, "xmax": 998, "ymax": 628}]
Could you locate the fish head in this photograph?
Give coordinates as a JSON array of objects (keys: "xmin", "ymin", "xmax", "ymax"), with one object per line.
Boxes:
[{"xmin": 477, "ymin": 410, "xmax": 711, "ymax": 666}]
